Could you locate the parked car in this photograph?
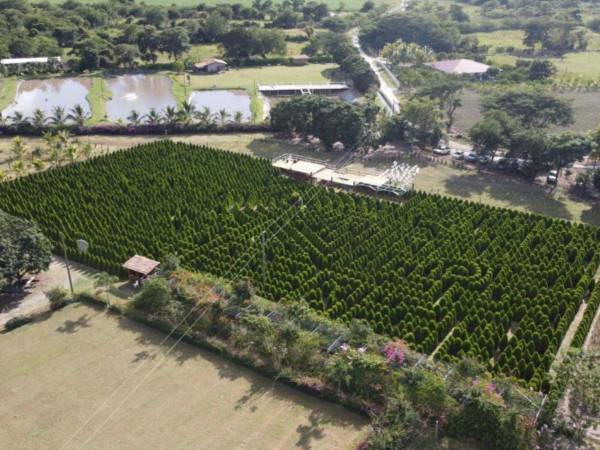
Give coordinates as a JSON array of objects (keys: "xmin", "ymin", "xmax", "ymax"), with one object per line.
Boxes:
[
  {"xmin": 452, "ymin": 150, "xmax": 464, "ymax": 160},
  {"xmin": 465, "ymin": 152, "xmax": 478, "ymax": 163},
  {"xmin": 478, "ymin": 155, "xmax": 491, "ymax": 164},
  {"xmin": 547, "ymin": 169, "xmax": 558, "ymax": 185},
  {"xmin": 433, "ymin": 147, "xmax": 450, "ymax": 156}
]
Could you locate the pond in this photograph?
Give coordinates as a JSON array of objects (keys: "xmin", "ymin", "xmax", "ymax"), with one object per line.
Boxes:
[
  {"xmin": 2, "ymin": 78, "xmax": 91, "ymax": 122},
  {"xmin": 105, "ymin": 74, "xmax": 176, "ymax": 122},
  {"xmin": 188, "ymin": 90, "xmax": 252, "ymax": 122}
]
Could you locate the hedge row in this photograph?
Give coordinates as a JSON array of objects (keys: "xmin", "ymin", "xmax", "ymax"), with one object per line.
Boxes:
[
  {"xmin": 1, "ymin": 142, "xmax": 599, "ymax": 386},
  {"xmin": 0, "ymin": 122, "xmax": 272, "ymax": 137}
]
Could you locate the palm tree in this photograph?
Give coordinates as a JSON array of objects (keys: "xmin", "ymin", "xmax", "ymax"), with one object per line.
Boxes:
[
  {"xmin": 217, "ymin": 109, "xmax": 230, "ymax": 126},
  {"xmin": 178, "ymin": 100, "xmax": 196, "ymax": 126},
  {"xmin": 11, "ymin": 159, "xmax": 26, "ymax": 177},
  {"xmin": 50, "ymin": 106, "xmax": 67, "ymax": 127},
  {"xmin": 233, "ymin": 111, "xmax": 244, "ymax": 124},
  {"xmin": 145, "ymin": 108, "xmax": 162, "ymax": 125},
  {"xmin": 10, "ymin": 136, "xmax": 27, "ymax": 162},
  {"xmin": 195, "ymin": 106, "xmax": 214, "ymax": 126},
  {"xmin": 31, "ymin": 109, "xmax": 46, "ymax": 128},
  {"xmin": 81, "ymin": 142, "xmax": 94, "ymax": 159},
  {"xmin": 127, "ymin": 110, "xmax": 143, "ymax": 126},
  {"xmin": 32, "ymin": 158, "xmax": 45, "ymax": 172},
  {"xmin": 65, "ymin": 143, "xmax": 78, "ymax": 163},
  {"xmin": 68, "ymin": 104, "xmax": 89, "ymax": 127},
  {"xmin": 41, "ymin": 131, "xmax": 55, "ymax": 157},
  {"xmin": 163, "ymin": 105, "xmax": 179, "ymax": 126},
  {"xmin": 11, "ymin": 111, "xmax": 27, "ymax": 126}
]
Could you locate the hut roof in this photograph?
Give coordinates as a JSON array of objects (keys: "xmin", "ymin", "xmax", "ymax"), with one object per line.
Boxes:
[
  {"xmin": 425, "ymin": 59, "xmax": 490, "ymax": 74},
  {"xmin": 194, "ymin": 58, "xmax": 227, "ymax": 69},
  {"xmin": 122, "ymin": 255, "xmax": 160, "ymax": 275}
]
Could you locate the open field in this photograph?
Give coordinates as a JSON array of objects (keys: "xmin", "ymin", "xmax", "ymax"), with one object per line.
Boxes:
[
  {"xmin": 471, "ymin": 30, "xmax": 527, "ymax": 51},
  {"xmin": 0, "ymin": 303, "xmax": 368, "ymax": 449},
  {"xmin": 176, "ymin": 64, "xmax": 340, "ymax": 91},
  {"xmin": 453, "ymin": 88, "xmax": 600, "ymax": 134}
]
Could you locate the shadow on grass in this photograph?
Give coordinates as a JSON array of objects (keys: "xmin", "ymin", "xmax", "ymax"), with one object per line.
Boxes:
[
  {"xmin": 56, "ymin": 313, "xmax": 93, "ymax": 334},
  {"xmin": 581, "ymin": 203, "xmax": 600, "ymax": 227},
  {"xmin": 111, "ymin": 309, "xmax": 367, "ymax": 440},
  {"xmin": 443, "ymin": 171, "xmax": 573, "ymax": 221}
]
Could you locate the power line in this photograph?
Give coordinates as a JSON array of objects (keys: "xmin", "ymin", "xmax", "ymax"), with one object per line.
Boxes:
[{"xmin": 62, "ymin": 149, "xmax": 356, "ymax": 449}]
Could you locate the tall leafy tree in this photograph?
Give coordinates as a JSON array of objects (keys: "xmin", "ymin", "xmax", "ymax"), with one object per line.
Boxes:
[
  {"xmin": 482, "ymin": 87, "xmax": 573, "ymax": 129},
  {"xmin": 0, "ymin": 210, "xmax": 52, "ymax": 287}
]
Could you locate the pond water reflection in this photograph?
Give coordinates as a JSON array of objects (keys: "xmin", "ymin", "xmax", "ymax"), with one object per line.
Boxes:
[
  {"xmin": 105, "ymin": 74, "xmax": 176, "ymax": 122},
  {"xmin": 2, "ymin": 78, "xmax": 91, "ymax": 121},
  {"xmin": 188, "ymin": 90, "xmax": 252, "ymax": 122}
]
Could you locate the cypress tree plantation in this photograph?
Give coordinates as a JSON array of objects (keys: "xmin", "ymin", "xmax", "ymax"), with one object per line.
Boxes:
[{"xmin": 1, "ymin": 141, "xmax": 598, "ymax": 388}]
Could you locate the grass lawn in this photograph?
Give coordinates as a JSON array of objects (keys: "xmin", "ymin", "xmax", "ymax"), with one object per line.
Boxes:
[
  {"xmin": 454, "ymin": 88, "xmax": 600, "ymax": 134},
  {"xmin": 157, "ymin": 43, "xmax": 222, "ymax": 64},
  {"xmin": 471, "ymin": 29, "xmax": 527, "ymax": 51},
  {"xmin": 0, "ymin": 302, "xmax": 368, "ymax": 450},
  {"xmin": 347, "ymin": 154, "xmax": 600, "ymax": 227},
  {"xmin": 0, "ymin": 77, "xmax": 17, "ymax": 111},
  {"xmin": 86, "ymin": 77, "xmax": 112, "ymax": 124},
  {"xmin": 178, "ymin": 63, "xmax": 340, "ymax": 91}
]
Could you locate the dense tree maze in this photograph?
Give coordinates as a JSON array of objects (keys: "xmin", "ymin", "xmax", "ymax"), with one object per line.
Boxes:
[{"xmin": 1, "ymin": 142, "xmax": 599, "ymax": 388}]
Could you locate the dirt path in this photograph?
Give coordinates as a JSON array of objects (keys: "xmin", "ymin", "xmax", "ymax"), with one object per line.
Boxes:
[
  {"xmin": 0, "ymin": 257, "xmax": 96, "ymax": 330},
  {"xmin": 550, "ymin": 300, "xmax": 589, "ymax": 378}
]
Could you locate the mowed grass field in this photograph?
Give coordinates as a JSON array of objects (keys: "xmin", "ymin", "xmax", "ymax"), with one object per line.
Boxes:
[
  {"xmin": 178, "ymin": 63, "xmax": 340, "ymax": 91},
  {"xmin": 0, "ymin": 303, "xmax": 368, "ymax": 450},
  {"xmin": 454, "ymin": 88, "xmax": 600, "ymax": 133}
]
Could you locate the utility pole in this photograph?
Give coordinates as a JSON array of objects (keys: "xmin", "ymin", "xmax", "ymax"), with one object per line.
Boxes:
[{"xmin": 60, "ymin": 234, "xmax": 74, "ymax": 296}]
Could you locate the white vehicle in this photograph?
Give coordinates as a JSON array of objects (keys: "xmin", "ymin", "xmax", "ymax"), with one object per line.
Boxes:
[
  {"xmin": 452, "ymin": 150, "xmax": 464, "ymax": 160},
  {"xmin": 547, "ymin": 170, "xmax": 558, "ymax": 185},
  {"xmin": 433, "ymin": 147, "xmax": 450, "ymax": 156}
]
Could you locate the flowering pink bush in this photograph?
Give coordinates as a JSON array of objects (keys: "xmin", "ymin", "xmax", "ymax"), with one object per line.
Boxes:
[{"xmin": 382, "ymin": 341, "xmax": 406, "ymax": 366}]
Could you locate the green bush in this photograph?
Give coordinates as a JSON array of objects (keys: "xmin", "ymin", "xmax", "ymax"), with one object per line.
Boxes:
[
  {"xmin": 133, "ymin": 278, "xmax": 172, "ymax": 312},
  {"xmin": 47, "ymin": 287, "xmax": 70, "ymax": 310}
]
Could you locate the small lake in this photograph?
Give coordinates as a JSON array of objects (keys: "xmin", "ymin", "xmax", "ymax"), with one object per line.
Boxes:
[
  {"xmin": 105, "ymin": 74, "xmax": 176, "ymax": 122},
  {"xmin": 2, "ymin": 78, "xmax": 91, "ymax": 121},
  {"xmin": 188, "ymin": 90, "xmax": 252, "ymax": 122}
]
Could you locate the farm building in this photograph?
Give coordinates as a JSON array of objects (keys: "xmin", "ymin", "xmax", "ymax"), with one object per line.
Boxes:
[
  {"xmin": 193, "ymin": 58, "xmax": 228, "ymax": 73},
  {"xmin": 426, "ymin": 59, "xmax": 491, "ymax": 77},
  {"xmin": 122, "ymin": 255, "xmax": 160, "ymax": 282},
  {"xmin": 258, "ymin": 83, "xmax": 349, "ymax": 96},
  {"xmin": 0, "ymin": 56, "xmax": 62, "ymax": 75}
]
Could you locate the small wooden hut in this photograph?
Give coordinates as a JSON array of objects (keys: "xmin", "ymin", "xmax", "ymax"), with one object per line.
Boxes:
[{"xmin": 122, "ymin": 255, "xmax": 160, "ymax": 282}]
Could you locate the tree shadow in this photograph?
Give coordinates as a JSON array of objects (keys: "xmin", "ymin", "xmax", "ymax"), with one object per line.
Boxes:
[
  {"xmin": 443, "ymin": 171, "xmax": 573, "ymax": 221},
  {"xmin": 581, "ymin": 203, "xmax": 600, "ymax": 227},
  {"xmin": 295, "ymin": 410, "xmax": 333, "ymax": 449},
  {"xmin": 56, "ymin": 313, "xmax": 93, "ymax": 333},
  {"xmin": 320, "ymin": 67, "xmax": 345, "ymax": 82},
  {"xmin": 235, "ymin": 380, "xmax": 275, "ymax": 411}
]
